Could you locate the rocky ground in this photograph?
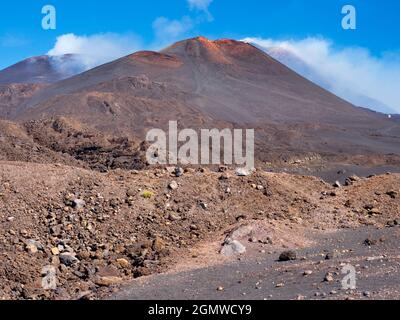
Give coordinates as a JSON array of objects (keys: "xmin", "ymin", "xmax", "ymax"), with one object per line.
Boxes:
[{"xmin": 0, "ymin": 161, "xmax": 398, "ymax": 300}]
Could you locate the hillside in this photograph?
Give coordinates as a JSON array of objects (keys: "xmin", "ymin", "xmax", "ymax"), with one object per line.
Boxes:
[{"xmin": 8, "ymin": 37, "xmax": 399, "ymax": 165}]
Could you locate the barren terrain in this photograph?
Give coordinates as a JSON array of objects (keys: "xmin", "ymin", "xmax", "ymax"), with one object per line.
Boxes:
[
  {"xmin": 0, "ymin": 37, "xmax": 398, "ymax": 300},
  {"xmin": 0, "ymin": 162, "xmax": 398, "ymax": 299}
]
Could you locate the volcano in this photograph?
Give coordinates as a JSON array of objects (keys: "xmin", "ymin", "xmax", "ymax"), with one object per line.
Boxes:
[
  {"xmin": 259, "ymin": 46, "xmax": 398, "ymax": 115},
  {"xmin": 4, "ymin": 37, "xmax": 400, "ymax": 164},
  {"xmin": 0, "ymin": 54, "xmax": 84, "ymax": 84}
]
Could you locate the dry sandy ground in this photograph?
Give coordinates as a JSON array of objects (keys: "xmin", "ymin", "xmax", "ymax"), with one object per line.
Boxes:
[{"xmin": 0, "ymin": 161, "xmax": 398, "ymax": 300}]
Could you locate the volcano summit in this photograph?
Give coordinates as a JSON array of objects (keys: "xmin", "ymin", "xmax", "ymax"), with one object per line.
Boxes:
[{"xmin": 2, "ymin": 37, "xmax": 396, "ymax": 169}]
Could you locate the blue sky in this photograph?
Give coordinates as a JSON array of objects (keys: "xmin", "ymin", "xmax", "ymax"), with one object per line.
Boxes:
[
  {"xmin": 1, "ymin": 0, "xmax": 399, "ymax": 112},
  {"xmin": 1, "ymin": 0, "xmax": 399, "ymax": 67}
]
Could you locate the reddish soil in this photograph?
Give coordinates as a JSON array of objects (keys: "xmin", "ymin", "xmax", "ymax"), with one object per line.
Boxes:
[{"xmin": 0, "ymin": 162, "xmax": 398, "ymax": 300}]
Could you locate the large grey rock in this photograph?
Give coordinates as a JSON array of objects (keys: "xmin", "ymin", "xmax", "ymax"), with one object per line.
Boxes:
[
  {"xmin": 59, "ymin": 253, "xmax": 79, "ymax": 266},
  {"xmin": 235, "ymin": 168, "xmax": 252, "ymax": 177},
  {"xmin": 25, "ymin": 239, "xmax": 44, "ymax": 251},
  {"xmin": 72, "ymin": 199, "xmax": 86, "ymax": 210},
  {"xmin": 220, "ymin": 240, "xmax": 246, "ymax": 256},
  {"xmin": 227, "ymin": 225, "xmax": 254, "ymax": 241},
  {"xmin": 278, "ymin": 250, "xmax": 297, "ymax": 262},
  {"xmin": 168, "ymin": 181, "xmax": 179, "ymax": 190}
]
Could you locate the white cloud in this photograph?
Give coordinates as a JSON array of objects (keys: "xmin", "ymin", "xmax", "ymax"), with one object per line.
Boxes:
[
  {"xmin": 151, "ymin": 0, "xmax": 214, "ymax": 47},
  {"xmin": 187, "ymin": 0, "xmax": 213, "ymax": 21},
  {"xmin": 152, "ymin": 16, "xmax": 194, "ymax": 45},
  {"xmin": 47, "ymin": 33, "xmax": 142, "ymax": 72},
  {"xmin": 187, "ymin": 0, "xmax": 213, "ymax": 11},
  {"xmin": 243, "ymin": 37, "xmax": 400, "ymax": 114}
]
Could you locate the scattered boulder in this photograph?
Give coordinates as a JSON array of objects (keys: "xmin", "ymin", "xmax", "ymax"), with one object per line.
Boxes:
[
  {"xmin": 152, "ymin": 236, "xmax": 166, "ymax": 252},
  {"xmin": 116, "ymin": 258, "xmax": 130, "ymax": 269},
  {"xmin": 333, "ymin": 181, "xmax": 342, "ymax": 188},
  {"xmin": 51, "ymin": 247, "xmax": 60, "ymax": 256},
  {"xmin": 278, "ymin": 250, "xmax": 297, "ymax": 262},
  {"xmin": 219, "ymin": 173, "xmax": 230, "ymax": 180},
  {"xmin": 363, "ymin": 204, "xmax": 381, "ymax": 215},
  {"xmin": 95, "ymin": 266, "xmax": 121, "ymax": 287},
  {"xmin": 199, "ymin": 202, "xmax": 208, "ymax": 210},
  {"xmin": 367, "ymin": 207, "xmax": 381, "ymax": 216},
  {"xmin": 345, "ymin": 175, "xmax": 360, "ymax": 186},
  {"xmin": 227, "ymin": 225, "xmax": 254, "ymax": 242},
  {"xmin": 325, "ymin": 251, "xmax": 339, "ymax": 260},
  {"xmin": 220, "ymin": 240, "xmax": 246, "ymax": 256},
  {"xmin": 364, "ymin": 238, "xmax": 377, "ymax": 246},
  {"xmin": 235, "ymin": 168, "xmax": 251, "ymax": 177},
  {"xmin": 235, "ymin": 214, "xmax": 247, "ymax": 222},
  {"xmin": 364, "ymin": 204, "xmax": 374, "ymax": 211},
  {"xmin": 386, "ymin": 220, "xmax": 398, "ymax": 227},
  {"xmin": 95, "ymin": 276, "xmax": 123, "ymax": 287},
  {"xmin": 126, "ymin": 188, "xmax": 136, "ymax": 197},
  {"xmin": 363, "ymin": 291, "xmax": 371, "ymax": 297},
  {"xmin": 324, "ymin": 272, "xmax": 334, "ymax": 282},
  {"xmin": 25, "ymin": 239, "xmax": 43, "ymax": 253},
  {"xmin": 174, "ymin": 167, "xmax": 184, "ymax": 177},
  {"xmin": 364, "ymin": 237, "xmax": 384, "ymax": 246},
  {"xmin": 50, "ymin": 225, "xmax": 62, "ymax": 236},
  {"xmin": 72, "ymin": 199, "xmax": 86, "ymax": 210},
  {"xmin": 168, "ymin": 212, "xmax": 182, "ymax": 221},
  {"xmin": 386, "ymin": 190, "xmax": 398, "ymax": 199},
  {"xmin": 59, "ymin": 253, "xmax": 79, "ymax": 267},
  {"xmin": 25, "ymin": 242, "xmax": 38, "ymax": 254},
  {"xmin": 168, "ymin": 181, "xmax": 179, "ymax": 190}
]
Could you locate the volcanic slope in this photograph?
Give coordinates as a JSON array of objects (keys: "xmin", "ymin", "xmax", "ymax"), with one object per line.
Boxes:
[
  {"xmin": 13, "ymin": 37, "xmax": 400, "ymax": 160},
  {"xmin": 0, "ymin": 54, "xmax": 81, "ymax": 84}
]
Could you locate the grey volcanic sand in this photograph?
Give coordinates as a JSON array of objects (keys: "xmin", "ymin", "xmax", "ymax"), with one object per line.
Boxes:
[
  {"xmin": 111, "ymin": 227, "xmax": 400, "ymax": 300},
  {"xmin": 284, "ymin": 164, "xmax": 400, "ymax": 184}
]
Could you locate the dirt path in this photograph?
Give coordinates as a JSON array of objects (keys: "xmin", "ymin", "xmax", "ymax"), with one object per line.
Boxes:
[{"xmin": 110, "ymin": 226, "xmax": 400, "ymax": 300}]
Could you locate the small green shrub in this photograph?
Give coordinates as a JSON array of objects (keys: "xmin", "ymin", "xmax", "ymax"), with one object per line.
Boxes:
[{"xmin": 141, "ymin": 190, "xmax": 154, "ymax": 199}]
